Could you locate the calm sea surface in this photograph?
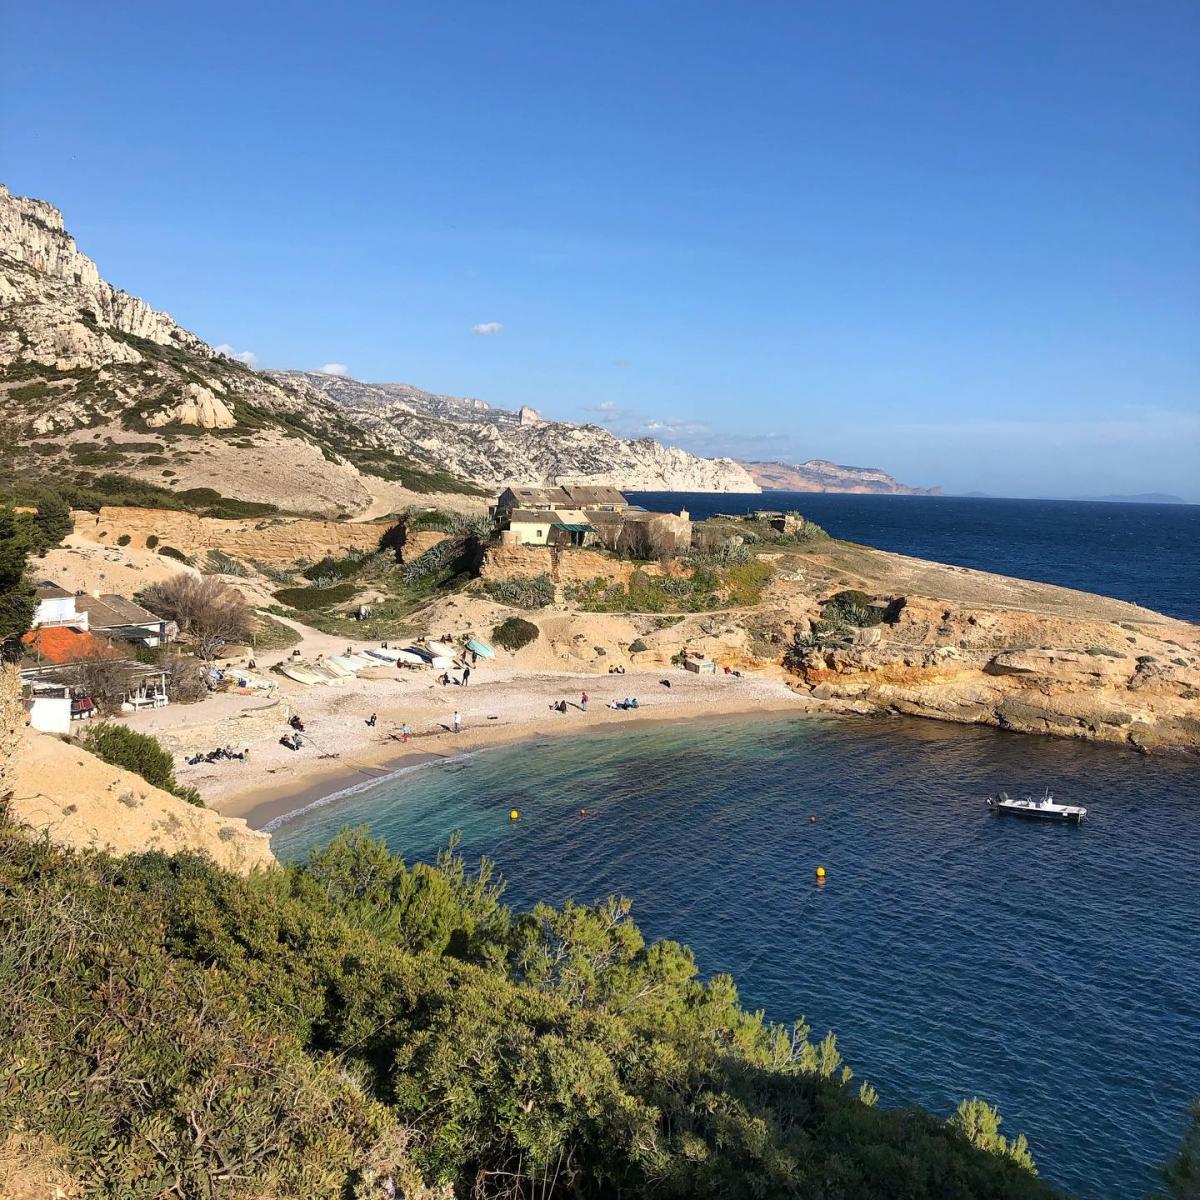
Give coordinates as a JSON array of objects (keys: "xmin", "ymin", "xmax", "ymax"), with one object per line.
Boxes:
[
  {"xmin": 630, "ymin": 492, "xmax": 1200, "ymax": 622},
  {"xmin": 272, "ymin": 497, "xmax": 1199, "ymax": 1199}
]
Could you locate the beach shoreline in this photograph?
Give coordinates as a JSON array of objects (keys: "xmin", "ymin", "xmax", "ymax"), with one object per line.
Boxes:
[
  {"xmin": 237, "ymin": 691, "xmax": 819, "ymax": 831},
  {"xmin": 124, "ymin": 660, "xmax": 818, "ymax": 832}
]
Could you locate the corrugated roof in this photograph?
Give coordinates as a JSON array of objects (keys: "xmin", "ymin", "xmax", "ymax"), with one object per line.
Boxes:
[
  {"xmin": 553, "ymin": 523, "xmax": 595, "ymax": 533},
  {"xmin": 508, "ymin": 509, "xmax": 556, "ymax": 523},
  {"xmin": 560, "ymin": 485, "xmax": 628, "ymax": 507},
  {"xmin": 75, "ymin": 593, "xmax": 160, "ymax": 627},
  {"xmin": 35, "ymin": 581, "xmax": 72, "ymax": 599}
]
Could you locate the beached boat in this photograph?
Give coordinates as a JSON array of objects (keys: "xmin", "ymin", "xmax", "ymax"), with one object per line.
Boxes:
[
  {"xmin": 365, "ymin": 648, "xmax": 402, "ymax": 662},
  {"xmin": 280, "ymin": 666, "xmax": 327, "ymax": 686},
  {"xmin": 394, "ymin": 649, "xmax": 428, "ymax": 666},
  {"xmin": 987, "ymin": 791, "xmax": 1087, "ymax": 823},
  {"xmin": 426, "ymin": 641, "xmax": 458, "ymax": 658},
  {"xmin": 466, "ymin": 638, "xmax": 495, "ymax": 658}
]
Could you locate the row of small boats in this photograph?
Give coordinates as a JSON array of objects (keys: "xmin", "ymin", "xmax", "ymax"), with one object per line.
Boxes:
[{"xmin": 279, "ymin": 638, "xmax": 495, "ymax": 687}]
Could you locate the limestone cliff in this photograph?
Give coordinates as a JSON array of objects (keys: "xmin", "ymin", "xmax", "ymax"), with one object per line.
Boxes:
[
  {"xmin": 273, "ymin": 371, "xmax": 759, "ymax": 492},
  {"xmin": 742, "ymin": 458, "xmax": 940, "ymax": 495},
  {"xmin": 1, "ymin": 184, "xmax": 757, "ymax": 508}
]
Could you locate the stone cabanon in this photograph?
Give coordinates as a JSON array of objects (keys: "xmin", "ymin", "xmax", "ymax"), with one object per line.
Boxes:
[{"xmin": 494, "ymin": 486, "xmax": 691, "ymax": 553}]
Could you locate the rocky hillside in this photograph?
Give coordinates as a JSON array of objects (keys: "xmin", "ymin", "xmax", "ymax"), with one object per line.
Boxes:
[
  {"xmin": 274, "ymin": 370, "xmax": 758, "ymax": 492},
  {"xmin": 742, "ymin": 458, "xmax": 940, "ymax": 495},
  {"xmin": 0, "ymin": 184, "xmax": 756, "ymax": 511}
]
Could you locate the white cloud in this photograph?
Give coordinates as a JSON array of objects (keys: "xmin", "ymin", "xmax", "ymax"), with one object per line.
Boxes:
[
  {"xmin": 214, "ymin": 343, "xmax": 259, "ymax": 369},
  {"xmin": 317, "ymin": 362, "xmax": 350, "ymax": 377},
  {"xmin": 471, "ymin": 322, "xmax": 503, "ymax": 336}
]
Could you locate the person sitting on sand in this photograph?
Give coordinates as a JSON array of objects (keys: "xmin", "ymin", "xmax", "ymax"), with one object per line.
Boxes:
[{"xmin": 630, "ymin": 697, "xmax": 639, "ymax": 708}]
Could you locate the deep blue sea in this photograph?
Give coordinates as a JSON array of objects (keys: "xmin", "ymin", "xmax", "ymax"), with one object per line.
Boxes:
[
  {"xmin": 630, "ymin": 492, "xmax": 1200, "ymax": 623},
  {"xmin": 271, "ymin": 496, "xmax": 1200, "ymax": 1199}
]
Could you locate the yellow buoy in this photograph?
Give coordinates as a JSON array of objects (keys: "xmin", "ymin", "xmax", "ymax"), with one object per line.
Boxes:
[
  {"xmin": 510, "ymin": 809, "xmax": 520, "ymax": 821},
  {"xmin": 815, "ymin": 865, "xmax": 826, "ymax": 880}
]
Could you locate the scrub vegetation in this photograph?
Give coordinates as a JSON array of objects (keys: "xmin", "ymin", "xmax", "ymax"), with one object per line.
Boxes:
[{"xmin": 0, "ymin": 823, "xmax": 1062, "ymax": 1199}]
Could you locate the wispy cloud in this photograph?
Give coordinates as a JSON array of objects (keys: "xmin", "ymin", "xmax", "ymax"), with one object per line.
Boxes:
[
  {"xmin": 214, "ymin": 343, "xmax": 258, "ymax": 368},
  {"xmin": 317, "ymin": 362, "xmax": 351, "ymax": 377},
  {"xmin": 471, "ymin": 322, "xmax": 503, "ymax": 336}
]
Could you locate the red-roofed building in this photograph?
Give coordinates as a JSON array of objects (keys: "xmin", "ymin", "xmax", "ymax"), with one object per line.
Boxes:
[{"xmin": 21, "ymin": 626, "xmax": 112, "ymax": 665}]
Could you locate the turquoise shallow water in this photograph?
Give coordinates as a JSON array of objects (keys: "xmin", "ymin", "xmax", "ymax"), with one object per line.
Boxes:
[{"xmin": 271, "ymin": 714, "xmax": 1200, "ymax": 1200}]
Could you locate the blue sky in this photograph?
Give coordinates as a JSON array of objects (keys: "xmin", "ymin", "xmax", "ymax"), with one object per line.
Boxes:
[{"xmin": 4, "ymin": 1, "xmax": 1198, "ymax": 498}]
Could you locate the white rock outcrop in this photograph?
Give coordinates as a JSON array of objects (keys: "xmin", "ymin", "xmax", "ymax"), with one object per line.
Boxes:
[{"xmin": 146, "ymin": 383, "xmax": 238, "ymax": 429}]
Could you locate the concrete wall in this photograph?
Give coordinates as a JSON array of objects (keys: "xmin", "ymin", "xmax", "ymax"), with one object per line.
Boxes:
[{"xmin": 27, "ymin": 696, "xmax": 71, "ymax": 734}]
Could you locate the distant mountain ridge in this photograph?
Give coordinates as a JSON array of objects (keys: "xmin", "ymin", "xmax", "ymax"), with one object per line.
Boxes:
[{"xmin": 740, "ymin": 458, "xmax": 940, "ymax": 495}]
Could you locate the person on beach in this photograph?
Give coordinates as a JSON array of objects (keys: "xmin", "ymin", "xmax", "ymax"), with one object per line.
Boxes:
[
  {"xmin": 366, "ymin": 713, "xmax": 377, "ymax": 727},
  {"xmin": 452, "ymin": 710, "xmax": 462, "ymax": 734},
  {"xmin": 401, "ymin": 722, "xmax": 412, "ymax": 742},
  {"xmin": 463, "ymin": 666, "xmax": 471, "ymax": 686},
  {"xmin": 580, "ymin": 691, "xmax": 589, "ymax": 711}
]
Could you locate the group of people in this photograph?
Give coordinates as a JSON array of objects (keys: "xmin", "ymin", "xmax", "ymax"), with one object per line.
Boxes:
[
  {"xmin": 185, "ymin": 745, "xmax": 248, "ymax": 765},
  {"xmin": 608, "ymin": 697, "xmax": 640, "ymax": 710},
  {"xmin": 439, "ymin": 666, "xmax": 471, "ymax": 687}
]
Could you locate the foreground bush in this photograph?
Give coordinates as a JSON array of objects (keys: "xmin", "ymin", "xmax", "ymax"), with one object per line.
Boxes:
[
  {"xmin": 0, "ymin": 821, "xmax": 1062, "ymax": 1199},
  {"xmin": 81, "ymin": 722, "xmax": 202, "ymax": 805}
]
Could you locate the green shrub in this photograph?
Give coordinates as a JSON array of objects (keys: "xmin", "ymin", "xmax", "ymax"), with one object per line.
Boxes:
[
  {"xmin": 157, "ymin": 545, "xmax": 190, "ymax": 563},
  {"xmin": 302, "ymin": 551, "xmax": 372, "ymax": 582},
  {"xmin": 116, "ymin": 533, "xmax": 131, "ymax": 546},
  {"xmin": 273, "ymin": 582, "xmax": 358, "ymax": 611},
  {"xmin": 204, "ymin": 549, "xmax": 252, "ymax": 577},
  {"xmin": 823, "ymin": 589, "xmax": 884, "ymax": 627},
  {"xmin": 492, "ymin": 616, "xmax": 539, "ymax": 651},
  {"xmin": 80, "ymin": 722, "xmax": 202, "ymax": 806},
  {"xmin": 145, "ymin": 534, "xmax": 159, "ymax": 548},
  {"xmin": 628, "ymin": 638, "xmax": 649, "ymax": 653}
]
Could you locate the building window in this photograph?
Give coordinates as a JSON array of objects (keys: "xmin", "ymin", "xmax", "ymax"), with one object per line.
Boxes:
[{"xmin": 536, "ymin": 530, "xmax": 543, "ymax": 538}]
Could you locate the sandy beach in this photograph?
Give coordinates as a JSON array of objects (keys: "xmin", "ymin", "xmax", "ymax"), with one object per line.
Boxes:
[{"xmin": 123, "ymin": 619, "xmax": 815, "ymax": 831}]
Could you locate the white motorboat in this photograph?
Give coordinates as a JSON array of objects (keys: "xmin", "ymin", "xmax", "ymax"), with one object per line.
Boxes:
[{"xmin": 987, "ymin": 790, "xmax": 1086, "ymax": 823}]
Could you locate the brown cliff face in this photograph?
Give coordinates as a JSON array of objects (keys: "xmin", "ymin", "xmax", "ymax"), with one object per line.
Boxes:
[
  {"xmin": 778, "ymin": 557, "xmax": 1200, "ymax": 750},
  {"xmin": 74, "ymin": 507, "xmax": 389, "ymax": 562}
]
